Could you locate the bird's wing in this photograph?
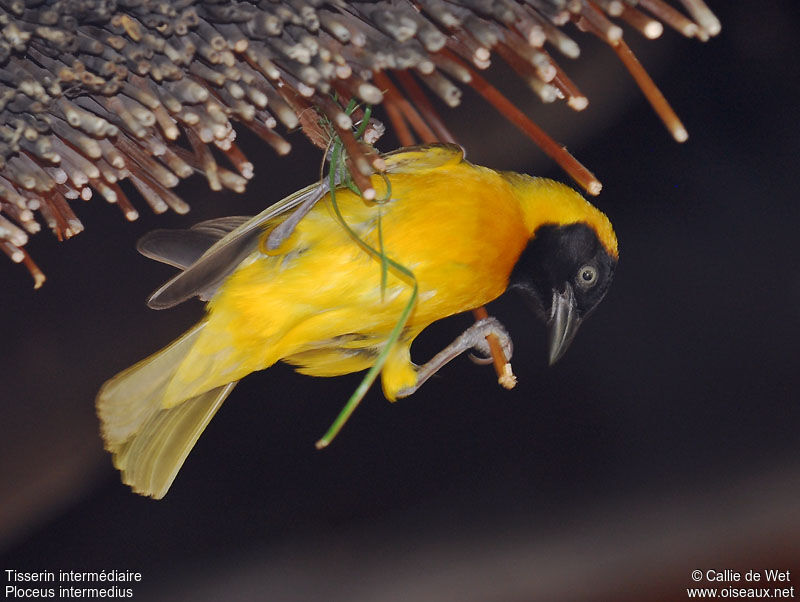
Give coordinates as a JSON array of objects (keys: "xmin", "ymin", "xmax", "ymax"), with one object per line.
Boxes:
[
  {"xmin": 190, "ymin": 215, "xmax": 254, "ymax": 238},
  {"xmin": 143, "ymin": 144, "xmax": 465, "ymax": 309},
  {"xmin": 137, "ymin": 216, "xmax": 252, "ymax": 271},
  {"xmin": 145, "ymin": 182, "xmax": 326, "ymax": 309}
]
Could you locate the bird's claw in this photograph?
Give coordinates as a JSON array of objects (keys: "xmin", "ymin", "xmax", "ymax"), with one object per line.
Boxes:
[
  {"xmin": 468, "ymin": 352, "xmax": 494, "ymax": 365},
  {"xmin": 465, "ymin": 317, "xmax": 513, "ymax": 364}
]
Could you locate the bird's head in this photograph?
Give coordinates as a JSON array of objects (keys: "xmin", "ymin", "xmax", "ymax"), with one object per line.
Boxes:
[{"xmin": 509, "ymin": 221, "xmax": 618, "ymax": 365}]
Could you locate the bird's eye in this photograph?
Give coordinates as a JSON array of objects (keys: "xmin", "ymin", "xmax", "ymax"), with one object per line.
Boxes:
[{"xmin": 577, "ymin": 265, "xmax": 598, "ymax": 289}]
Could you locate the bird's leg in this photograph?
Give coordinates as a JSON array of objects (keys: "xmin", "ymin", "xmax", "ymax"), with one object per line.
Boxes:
[{"xmin": 396, "ymin": 317, "xmax": 514, "ymax": 398}]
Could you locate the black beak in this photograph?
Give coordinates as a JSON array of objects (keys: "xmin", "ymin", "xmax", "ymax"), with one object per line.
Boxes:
[{"xmin": 547, "ymin": 283, "xmax": 582, "ymax": 365}]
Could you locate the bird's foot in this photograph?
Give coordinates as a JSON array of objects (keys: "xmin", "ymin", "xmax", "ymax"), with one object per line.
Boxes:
[
  {"xmin": 467, "ymin": 317, "xmax": 514, "ymax": 365},
  {"xmin": 396, "ymin": 317, "xmax": 514, "ymax": 398}
]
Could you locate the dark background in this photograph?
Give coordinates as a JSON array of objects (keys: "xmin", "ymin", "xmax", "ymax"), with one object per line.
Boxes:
[{"xmin": 2, "ymin": 3, "xmax": 798, "ymax": 600}]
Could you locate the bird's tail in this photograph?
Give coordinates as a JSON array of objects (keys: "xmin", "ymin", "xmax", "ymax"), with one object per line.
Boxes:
[{"xmin": 96, "ymin": 322, "xmax": 237, "ymax": 498}]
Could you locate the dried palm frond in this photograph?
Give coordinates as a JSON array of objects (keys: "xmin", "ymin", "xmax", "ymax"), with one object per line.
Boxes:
[{"xmin": 0, "ymin": 0, "xmax": 719, "ymax": 287}]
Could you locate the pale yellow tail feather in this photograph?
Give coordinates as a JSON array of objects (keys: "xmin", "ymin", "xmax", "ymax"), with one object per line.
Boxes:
[
  {"xmin": 110, "ymin": 383, "xmax": 236, "ymax": 498},
  {"xmin": 96, "ymin": 322, "xmax": 237, "ymax": 498},
  {"xmin": 97, "ymin": 323, "xmax": 206, "ymax": 443}
]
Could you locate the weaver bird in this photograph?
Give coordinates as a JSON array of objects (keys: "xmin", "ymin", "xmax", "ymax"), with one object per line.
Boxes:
[{"xmin": 97, "ymin": 144, "xmax": 618, "ymax": 498}]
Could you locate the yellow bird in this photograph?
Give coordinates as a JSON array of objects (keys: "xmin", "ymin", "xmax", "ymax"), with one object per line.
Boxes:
[{"xmin": 96, "ymin": 144, "xmax": 618, "ymax": 498}]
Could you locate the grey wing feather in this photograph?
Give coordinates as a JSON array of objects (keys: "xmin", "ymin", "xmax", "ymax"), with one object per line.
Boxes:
[
  {"xmin": 137, "ymin": 230, "xmax": 230, "ymax": 271},
  {"xmin": 190, "ymin": 216, "xmax": 252, "ymax": 238},
  {"xmin": 137, "ymin": 216, "xmax": 253, "ymax": 271},
  {"xmin": 146, "ymin": 182, "xmax": 327, "ymax": 310}
]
